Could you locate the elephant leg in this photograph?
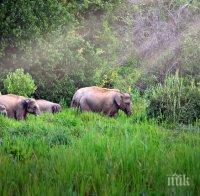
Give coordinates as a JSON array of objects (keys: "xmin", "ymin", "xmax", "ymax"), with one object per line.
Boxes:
[
  {"xmin": 75, "ymin": 102, "xmax": 81, "ymax": 116},
  {"xmin": 107, "ymin": 107, "xmax": 118, "ymax": 117},
  {"xmin": 70, "ymin": 100, "xmax": 78, "ymax": 108},
  {"xmin": 15, "ymin": 108, "xmax": 26, "ymax": 120},
  {"xmin": 80, "ymin": 98, "xmax": 91, "ymax": 112},
  {"xmin": 108, "ymin": 112, "xmax": 117, "ymax": 117},
  {"xmin": 103, "ymin": 109, "xmax": 112, "ymax": 117}
]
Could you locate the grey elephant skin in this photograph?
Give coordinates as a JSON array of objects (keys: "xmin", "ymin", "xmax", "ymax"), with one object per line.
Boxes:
[
  {"xmin": 0, "ymin": 94, "xmax": 40, "ymax": 120},
  {"xmin": 36, "ymin": 100, "xmax": 61, "ymax": 114},
  {"xmin": 71, "ymin": 86, "xmax": 132, "ymax": 117},
  {"xmin": 0, "ymin": 104, "xmax": 7, "ymax": 116}
]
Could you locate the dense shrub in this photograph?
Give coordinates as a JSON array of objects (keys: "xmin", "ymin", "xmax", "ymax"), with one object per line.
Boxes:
[
  {"xmin": 131, "ymin": 88, "xmax": 148, "ymax": 122},
  {"xmin": 4, "ymin": 68, "xmax": 36, "ymax": 97},
  {"xmin": 0, "ymin": 0, "xmax": 122, "ymax": 103},
  {"xmin": 0, "ymin": 0, "xmax": 199, "ymax": 124},
  {"xmin": 34, "ymin": 72, "xmax": 76, "ymax": 106},
  {"xmin": 26, "ymin": 29, "xmax": 103, "ymax": 103},
  {"xmin": 67, "ymin": 0, "xmax": 119, "ymax": 13},
  {"xmin": 94, "ymin": 58, "xmax": 142, "ymax": 92},
  {"xmin": 181, "ymin": 30, "xmax": 200, "ymax": 83},
  {"xmin": 147, "ymin": 72, "xmax": 200, "ymax": 124},
  {"xmin": 0, "ymin": 0, "xmax": 70, "ymax": 38}
]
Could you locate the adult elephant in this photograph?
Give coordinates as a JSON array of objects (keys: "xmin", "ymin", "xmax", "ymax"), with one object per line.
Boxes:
[
  {"xmin": 0, "ymin": 94, "xmax": 40, "ymax": 120},
  {"xmin": 36, "ymin": 100, "xmax": 61, "ymax": 114},
  {"xmin": 71, "ymin": 86, "xmax": 132, "ymax": 117},
  {"xmin": 71, "ymin": 86, "xmax": 120, "ymax": 108}
]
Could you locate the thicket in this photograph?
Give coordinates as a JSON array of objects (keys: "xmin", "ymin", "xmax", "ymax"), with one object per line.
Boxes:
[
  {"xmin": 0, "ymin": 0, "xmax": 120, "ymax": 104},
  {"xmin": 0, "ymin": 0, "xmax": 200, "ymax": 124},
  {"xmin": 147, "ymin": 72, "xmax": 200, "ymax": 124}
]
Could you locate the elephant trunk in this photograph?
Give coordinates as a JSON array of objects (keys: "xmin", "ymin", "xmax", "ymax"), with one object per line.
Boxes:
[{"xmin": 123, "ymin": 107, "xmax": 132, "ymax": 116}]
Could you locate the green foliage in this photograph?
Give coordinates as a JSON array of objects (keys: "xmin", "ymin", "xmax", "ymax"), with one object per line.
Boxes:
[
  {"xmin": 0, "ymin": 109, "xmax": 199, "ymax": 195},
  {"xmin": 4, "ymin": 68, "xmax": 36, "ymax": 97},
  {"xmin": 181, "ymin": 29, "xmax": 200, "ymax": 83},
  {"xmin": 0, "ymin": 1, "xmax": 199, "ymax": 194},
  {"xmin": 131, "ymin": 88, "xmax": 148, "ymax": 122},
  {"xmin": 94, "ymin": 67, "xmax": 119, "ymax": 88},
  {"xmin": 27, "ymin": 29, "xmax": 102, "ymax": 103},
  {"xmin": 66, "ymin": 0, "xmax": 120, "ymax": 13},
  {"xmin": 0, "ymin": 0, "xmax": 71, "ymax": 41},
  {"xmin": 0, "ymin": 0, "xmax": 199, "ymax": 126},
  {"xmin": 147, "ymin": 72, "xmax": 200, "ymax": 124},
  {"xmin": 94, "ymin": 59, "xmax": 142, "ymax": 92},
  {"xmin": 170, "ymin": 0, "xmax": 200, "ymax": 10},
  {"xmin": 35, "ymin": 72, "xmax": 76, "ymax": 106}
]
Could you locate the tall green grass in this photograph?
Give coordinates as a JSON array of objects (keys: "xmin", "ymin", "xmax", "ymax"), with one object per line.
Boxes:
[{"xmin": 0, "ymin": 110, "xmax": 199, "ymax": 195}]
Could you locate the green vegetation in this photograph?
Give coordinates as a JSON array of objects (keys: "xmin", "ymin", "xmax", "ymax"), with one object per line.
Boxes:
[
  {"xmin": 147, "ymin": 72, "xmax": 200, "ymax": 124},
  {"xmin": 3, "ymin": 68, "xmax": 36, "ymax": 97},
  {"xmin": 0, "ymin": 0, "xmax": 200, "ymax": 194},
  {"xmin": 0, "ymin": 0, "xmax": 199, "ymax": 117},
  {"xmin": 0, "ymin": 110, "xmax": 199, "ymax": 195}
]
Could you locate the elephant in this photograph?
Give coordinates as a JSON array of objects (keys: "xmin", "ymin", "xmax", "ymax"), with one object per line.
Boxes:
[
  {"xmin": 71, "ymin": 86, "xmax": 132, "ymax": 117},
  {"xmin": 70, "ymin": 86, "xmax": 120, "ymax": 108},
  {"xmin": 36, "ymin": 100, "xmax": 61, "ymax": 114},
  {"xmin": 0, "ymin": 104, "xmax": 7, "ymax": 116},
  {"xmin": 0, "ymin": 94, "xmax": 40, "ymax": 120}
]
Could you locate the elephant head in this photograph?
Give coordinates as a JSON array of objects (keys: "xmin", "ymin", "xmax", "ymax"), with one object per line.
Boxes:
[
  {"xmin": 115, "ymin": 93, "xmax": 132, "ymax": 116},
  {"xmin": 24, "ymin": 99, "xmax": 41, "ymax": 116},
  {"xmin": 0, "ymin": 104, "xmax": 7, "ymax": 116}
]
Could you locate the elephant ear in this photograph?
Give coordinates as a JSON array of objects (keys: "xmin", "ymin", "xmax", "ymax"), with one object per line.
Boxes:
[
  {"xmin": 24, "ymin": 98, "xmax": 36, "ymax": 109},
  {"xmin": 114, "ymin": 94, "xmax": 122, "ymax": 106},
  {"xmin": 22, "ymin": 99, "xmax": 29, "ymax": 109},
  {"xmin": 52, "ymin": 105, "xmax": 57, "ymax": 113},
  {"xmin": 15, "ymin": 100, "xmax": 28, "ymax": 120}
]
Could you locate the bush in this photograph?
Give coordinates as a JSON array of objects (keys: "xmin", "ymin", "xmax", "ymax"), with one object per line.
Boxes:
[
  {"xmin": 34, "ymin": 72, "xmax": 76, "ymax": 106},
  {"xmin": 4, "ymin": 68, "xmax": 36, "ymax": 97},
  {"xmin": 0, "ymin": 0, "xmax": 71, "ymax": 43},
  {"xmin": 146, "ymin": 72, "xmax": 200, "ymax": 124},
  {"xmin": 94, "ymin": 59, "xmax": 142, "ymax": 92}
]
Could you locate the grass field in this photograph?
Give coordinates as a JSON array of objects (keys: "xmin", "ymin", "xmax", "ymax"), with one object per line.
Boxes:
[{"xmin": 0, "ymin": 110, "xmax": 199, "ymax": 195}]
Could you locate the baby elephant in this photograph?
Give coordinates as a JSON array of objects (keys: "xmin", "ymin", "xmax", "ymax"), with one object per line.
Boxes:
[
  {"xmin": 0, "ymin": 104, "xmax": 7, "ymax": 116},
  {"xmin": 36, "ymin": 100, "xmax": 61, "ymax": 114}
]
